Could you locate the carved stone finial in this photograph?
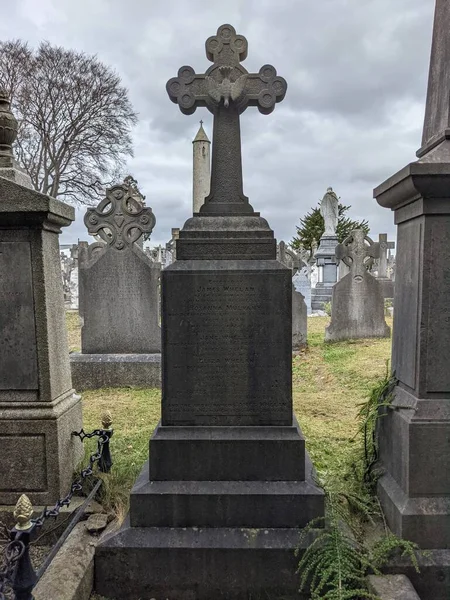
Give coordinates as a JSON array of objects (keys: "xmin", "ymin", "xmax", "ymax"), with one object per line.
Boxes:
[
  {"xmin": 0, "ymin": 89, "xmax": 18, "ymax": 168},
  {"xmin": 14, "ymin": 494, "xmax": 34, "ymax": 531},
  {"xmin": 84, "ymin": 183, "xmax": 156, "ymax": 250},
  {"xmin": 101, "ymin": 410, "xmax": 113, "ymax": 429}
]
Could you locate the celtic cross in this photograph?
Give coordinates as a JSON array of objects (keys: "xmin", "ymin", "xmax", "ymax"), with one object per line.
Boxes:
[
  {"xmin": 335, "ymin": 230, "xmax": 380, "ymax": 282},
  {"xmin": 167, "ymin": 24, "xmax": 287, "ymax": 215},
  {"xmin": 84, "ymin": 181, "xmax": 156, "ymax": 251}
]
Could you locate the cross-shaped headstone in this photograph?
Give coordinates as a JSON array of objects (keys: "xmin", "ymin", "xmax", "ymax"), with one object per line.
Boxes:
[
  {"xmin": 84, "ymin": 181, "xmax": 155, "ymax": 251},
  {"xmin": 335, "ymin": 230, "xmax": 380, "ymax": 282},
  {"xmin": 167, "ymin": 24, "xmax": 287, "ymax": 215},
  {"xmin": 377, "ymin": 233, "xmax": 395, "ymax": 278}
]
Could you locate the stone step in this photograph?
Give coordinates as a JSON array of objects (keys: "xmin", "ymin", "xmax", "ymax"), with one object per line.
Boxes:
[
  {"xmin": 95, "ymin": 522, "xmax": 319, "ymax": 599},
  {"xmin": 150, "ymin": 419, "xmax": 306, "ymax": 481},
  {"xmin": 130, "ymin": 477, "xmax": 324, "ymax": 528}
]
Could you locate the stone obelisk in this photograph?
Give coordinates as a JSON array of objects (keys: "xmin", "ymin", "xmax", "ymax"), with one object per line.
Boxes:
[
  {"xmin": 192, "ymin": 121, "xmax": 210, "ymax": 213},
  {"xmin": 96, "ymin": 24, "xmax": 324, "ymax": 600},
  {"xmin": 373, "ymin": 2, "xmax": 450, "ymax": 598}
]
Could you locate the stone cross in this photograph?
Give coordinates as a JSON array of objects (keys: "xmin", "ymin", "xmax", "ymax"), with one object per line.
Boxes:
[
  {"xmin": 84, "ymin": 181, "xmax": 155, "ymax": 251},
  {"xmin": 377, "ymin": 233, "xmax": 395, "ymax": 278},
  {"xmin": 167, "ymin": 24, "xmax": 287, "ymax": 215},
  {"xmin": 335, "ymin": 230, "xmax": 380, "ymax": 281}
]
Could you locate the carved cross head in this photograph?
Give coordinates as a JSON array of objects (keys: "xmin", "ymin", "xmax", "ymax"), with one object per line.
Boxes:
[
  {"xmin": 84, "ymin": 182, "xmax": 156, "ymax": 250},
  {"xmin": 167, "ymin": 24, "xmax": 287, "ymax": 116},
  {"xmin": 335, "ymin": 230, "xmax": 379, "ymax": 281}
]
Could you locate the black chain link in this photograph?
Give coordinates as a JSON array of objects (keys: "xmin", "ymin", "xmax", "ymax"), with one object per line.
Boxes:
[{"xmin": 0, "ymin": 426, "xmax": 112, "ymax": 597}]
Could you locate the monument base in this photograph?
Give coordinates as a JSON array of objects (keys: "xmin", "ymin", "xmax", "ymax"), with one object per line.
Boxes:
[
  {"xmin": 95, "ymin": 420, "xmax": 324, "ymax": 599},
  {"xmin": 311, "ymin": 282, "xmax": 334, "ymax": 311},
  {"xmin": 0, "ymin": 390, "xmax": 83, "ymax": 505},
  {"xmin": 96, "ymin": 522, "xmax": 316, "ymax": 600},
  {"xmin": 70, "ymin": 353, "xmax": 161, "ymax": 390}
]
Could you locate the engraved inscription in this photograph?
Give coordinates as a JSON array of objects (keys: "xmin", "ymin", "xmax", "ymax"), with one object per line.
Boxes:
[
  {"xmin": 0, "ymin": 242, "xmax": 38, "ymax": 389},
  {"xmin": 162, "ymin": 270, "xmax": 292, "ymax": 426}
]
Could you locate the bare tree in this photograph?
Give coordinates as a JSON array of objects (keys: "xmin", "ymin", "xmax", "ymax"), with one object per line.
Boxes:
[{"xmin": 0, "ymin": 40, "xmax": 138, "ymax": 204}]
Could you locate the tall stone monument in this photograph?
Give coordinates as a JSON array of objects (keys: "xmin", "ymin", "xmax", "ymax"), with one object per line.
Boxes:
[
  {"xmin": 0, "ymin": 91, "xmax": 83, "ymax": 504},
  {"xmin": 374, "ymin": 2, "xmax": 450, "ymax": 597},
  {"xmin": 325, "ymin": 230, "xmax": 390, "ymax": 341},
  {"xmin": 96, "ymin": 24, "xmax": 324, "ymax": 599},
  {"xmin": 312, "ymin": 187, "xmax": 339, "ymax": 310},
  {"xmin": 193, "ymin": 120, "xmax": 211, "ymax": 213},
  {"xmin": 70, "ymin": 179, "xmax": 161, "ymax": 390}
]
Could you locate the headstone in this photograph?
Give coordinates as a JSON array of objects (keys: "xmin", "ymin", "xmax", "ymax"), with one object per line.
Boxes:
[
  {"xmin": 292, "ymin": 285, "xmax": 307, "ymax": 349},
  {"xmin": 325, "ymin": 229, "xmax": 390, "ymax": 341},
  {"xmin": 0, "ymin": 92, "xmax": 83, "ymax": 504},
  {"xmin": 293, "ymin": 264, "xmax": 312, "ymax": 315},
  {"xmin": 312, "ymin": 188, "xmax": 339, "ymax": 310},
  {"xmin": 96, "ymin": 23, "xmax": 324, "ymax": 600},
  {"xmin": 70, "ymin": 179, "xmax": 162, "ymax": 390},
  {"xmin": 373, "ymin": 4, "xmax": 450, "ymax": 593}
]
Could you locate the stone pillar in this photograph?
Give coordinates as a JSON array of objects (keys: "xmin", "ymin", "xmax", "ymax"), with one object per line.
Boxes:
[
  {"xmin": 373, "ymin": 0, "xmax": 450, "ymax": 554},
  {"xmin": 376, "ymin": 233, "xmax": 395, "ymax": 298},
  {"xmin": 192, "ymin": 121, "xmax": 211, "ymax": 214},
  {"xmin": 0, "ymin": 92, "xmax": 83, "ymax": 505}
]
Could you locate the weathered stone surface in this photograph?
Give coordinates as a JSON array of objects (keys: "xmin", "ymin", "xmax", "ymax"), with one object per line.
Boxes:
[
  {"xmin": 162, "ymin": 260, "xmax": 292, "ymax": 426},
  {"xmin": 79, "ymin": 182, "xmax": 160, "ymax": 354},
  {"xmin": 367, "ymin": 575, "xmax": 420, "ymax": 600},
  {"xmin": 325, "ymin": 230, "xmax": 390, "ymax": 341},
  {"xmin": 292, "ymin": 285, "xmax": 307, "ymax": 350},
  {"xmin": 0, "ymin": 175, "xmax": 82, "ymax": 504},
  {"xmin": 86, "ymin": 513, "xmax": 108, "ymax": 533},
  {"xmin": 70, "ymin": 353, "xmax": 161, "ymax": 391},
  {"xmin": 373, "ymin": 0, "xmax": 450, "ymax": 558},
  {"xmin": 149, "ymin": 419, "xmax": 306, "ymax": 482},
  {"xmin": 0, "ymin": 241, "xmax": 38, "ymax": 389},
  {"xmin": 320, "ymin": 187, "xmax": 339, "ymax": 236}
]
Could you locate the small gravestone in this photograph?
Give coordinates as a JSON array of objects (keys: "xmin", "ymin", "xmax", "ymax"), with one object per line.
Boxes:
[
  {"xmin": 292, "ymin": 285, "xmax": 307, "ymax": 349},
  {"xmin": 325, "ymin": 229, "xmax": 390, "ymax": 341},
  {"xmin": 293, "ymin": 264, "xmax": 312, "ymax": 315},
  {"xmin": 70, "ymin": 180, "xmax": 161, "ymax": 390}
]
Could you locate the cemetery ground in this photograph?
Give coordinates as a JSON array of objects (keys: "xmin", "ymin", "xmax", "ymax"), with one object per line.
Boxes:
[{"xmin": 68, "ymin": 312, "xmax": 394, "ymax": 522}]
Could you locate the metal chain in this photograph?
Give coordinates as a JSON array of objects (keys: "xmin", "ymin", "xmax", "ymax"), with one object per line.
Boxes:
[
  {"xmin": 0, "ymin": 537, "xmax": 25, "ymax": 600},
  {"xmin": 0, "ymin": 426, "xmax": 111, "ymax": 597},
  {"xmin": 32, "ymin": 430, "xmax": 109, "ymax": 526}
]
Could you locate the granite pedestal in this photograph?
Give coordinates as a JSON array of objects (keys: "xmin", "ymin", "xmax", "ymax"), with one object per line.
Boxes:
[
  {"xmin": 0, "ymin": 177, "xmax": 83, "ymax": 505},
  {"xmin": 373, "ymin": 3, "xmax": 450, "ymax": 596},
  {"xmin": 96, "ymin": 217, "xmax": 324, "ymax": 599}
]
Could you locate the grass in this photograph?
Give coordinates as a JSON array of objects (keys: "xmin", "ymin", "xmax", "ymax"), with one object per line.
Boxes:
[
  {"xmin": 70, "ymin": 313, "xmax": 393, "ymax": 518},
  {"xmin": 66, "ymin": 310, "xmax": 81, "ymax": 353}
]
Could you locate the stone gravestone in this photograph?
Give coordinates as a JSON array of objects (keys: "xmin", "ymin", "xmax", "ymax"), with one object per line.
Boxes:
[
  {"xmin": 0, "ymin": 90, "xmax": 83, "ymax": 505},
  {"xmin": 70, "ymin": 180, "xmax": 162, "ymax": 390},
  {"xmin": 292, "ymin": 285, "xmax": 307, "ymax": 350},
  {"xmin": 293, "ymin": 264, "xmax": 312, "ymax": 315},
  {"xmin": 373, "ymin": 2, "xmax": 450, "ymax": 598},
  {"xmin": 325, "ymin": 229, "xmax": 390, "ymax": 341},
  {"xmin": 96, "ymin": 24, "xmax": 324, "ymax": 600},
  {"xmin": 376, "ymin": 233, "xmax": 395, "ymax": 299}
]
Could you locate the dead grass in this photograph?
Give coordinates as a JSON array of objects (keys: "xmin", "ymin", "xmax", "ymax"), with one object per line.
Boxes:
[{"xmin": 78, "ymin": 314, "xmax": 392, "ymax": 518}]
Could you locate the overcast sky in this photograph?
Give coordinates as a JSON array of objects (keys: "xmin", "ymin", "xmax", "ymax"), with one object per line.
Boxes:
[{"xmin": 0, "ymin": 0, "xmax": 435, "ymax": 249}]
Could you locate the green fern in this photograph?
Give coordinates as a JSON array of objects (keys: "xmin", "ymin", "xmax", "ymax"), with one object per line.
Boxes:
[{"xmin": 297, "ymin": 367, "xmax": 420, "ymax": 599}]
